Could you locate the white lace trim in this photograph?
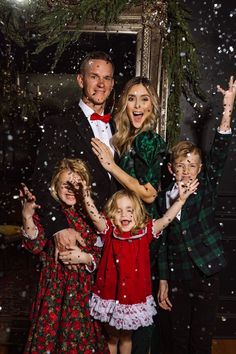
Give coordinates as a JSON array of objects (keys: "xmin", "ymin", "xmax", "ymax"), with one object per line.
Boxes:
[
  {"xmin": 89, "ymin": 293, "xmax": 157, "ymax": 330},
  {"xmin": 97, "ymin": 220, "xmax": 110, "ymax": 235}
]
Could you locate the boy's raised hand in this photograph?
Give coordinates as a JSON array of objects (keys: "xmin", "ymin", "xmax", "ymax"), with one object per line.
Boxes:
[
  {"xmin": 217, "ymin": 75, "xmax": 236, "ymax": 106},
  {"xmin": 178, "ymin": 178, "xmax": 199, "ymax": 202}
]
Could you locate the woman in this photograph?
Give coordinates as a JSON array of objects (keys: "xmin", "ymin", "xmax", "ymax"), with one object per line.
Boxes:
[
  {"xmin": 91, "ymin": 76, "xmax": 167, "ymax": 354},
  {"xmin": 91, "ymin": 76, "xmax": 167, "ymax": 218}
]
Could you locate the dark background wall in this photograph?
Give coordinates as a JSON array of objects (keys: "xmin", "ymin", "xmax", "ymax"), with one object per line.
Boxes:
[
  {"xmin": 0, "ymin": 0, "xmax": 236, "ymax": 352},
  {"xmin": 180, "ymin": 0, "xmax": 236, "ymax": 339}
]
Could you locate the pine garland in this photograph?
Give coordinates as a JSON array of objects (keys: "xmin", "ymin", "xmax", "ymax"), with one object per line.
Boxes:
[
  {"xmin": 0, "ymin": 0, "xmax": 205, "ymax": 147},
  {"xmin": 163, "ymin": 0, "xmax": 206, "ymax": 146}
]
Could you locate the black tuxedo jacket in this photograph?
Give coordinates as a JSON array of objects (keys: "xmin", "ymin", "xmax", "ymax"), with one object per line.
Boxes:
[{"xmin": 31, "ymin": 104, "xmax": 119, "ymax": 236}]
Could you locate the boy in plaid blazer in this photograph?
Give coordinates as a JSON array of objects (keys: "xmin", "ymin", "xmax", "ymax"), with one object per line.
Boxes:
[{"xmin": 157, "ymin": 76, "xmax": 236, "ymax": 354}]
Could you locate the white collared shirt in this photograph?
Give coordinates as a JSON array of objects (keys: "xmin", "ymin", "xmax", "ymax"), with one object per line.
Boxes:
[
  {"xmin": 166, "ymin": 183, "xmax": 182, "ymax": 220},
  {"xmin": 79, "ymin": 99, "xmax": 114, "ymax": 155}
]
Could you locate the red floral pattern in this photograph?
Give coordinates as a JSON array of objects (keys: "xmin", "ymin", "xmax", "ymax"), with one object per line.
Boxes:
[{"xmin": 22, "ymin": 208, "xmax": 108, "ymax": 354}]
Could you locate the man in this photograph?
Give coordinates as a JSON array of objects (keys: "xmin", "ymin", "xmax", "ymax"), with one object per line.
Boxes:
[{"xmin": 31, "ymin": 51, "xmax": 118, "ymax": 239}]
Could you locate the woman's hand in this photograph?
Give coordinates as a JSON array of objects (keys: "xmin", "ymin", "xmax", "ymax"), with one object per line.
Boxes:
[{"xmin": 91, "ymin": 138, "xmax": 114, "ymax": 171}]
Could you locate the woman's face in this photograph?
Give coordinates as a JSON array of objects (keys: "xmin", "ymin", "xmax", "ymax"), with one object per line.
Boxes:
[
  {"xmin": 56, "ymin": 170, "xmax": 82, "ymax": 206},
  {"xmin": 126, "ymin": 83, "xmax": 153, "ymax": 130}
]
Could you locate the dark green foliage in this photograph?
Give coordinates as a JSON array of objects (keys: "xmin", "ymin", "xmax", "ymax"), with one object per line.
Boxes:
[
  {"xmin": 163, "ymin": 0, "xmax": 206, "ymax": 146},
  {"xmin": 0, "ymin": 0, "xmax": 205, "ymax": 147}
]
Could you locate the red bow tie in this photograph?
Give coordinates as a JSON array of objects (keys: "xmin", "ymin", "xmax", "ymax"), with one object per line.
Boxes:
[{"xmin": 90, "ymin": 112, "xmax": 111, "ymax": 124}]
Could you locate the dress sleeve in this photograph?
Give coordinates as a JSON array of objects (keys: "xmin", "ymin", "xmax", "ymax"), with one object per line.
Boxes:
[
  {"xmin": 22, "ymin": 214, "xmax": 48, "ymax": 254},
  {"xmin": 133, "ymin": 131, "xmax": 167, "ymax": 189},
  {"xmin": 97, "ymin": 217, "xmax": 112, "ymax": 236},
  {"xmin": 204, "ymin": 131, "xmax": 232, "ymax": 191}
]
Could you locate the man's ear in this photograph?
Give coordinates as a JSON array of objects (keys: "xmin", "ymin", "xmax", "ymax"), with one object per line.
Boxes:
[
  {"xmin": 167, "ymin": 162, "xmax": 174, "ymax": 175},
  {"xmin": 77, "ymin": 74, "xmax": 84, "ymax": 89}
]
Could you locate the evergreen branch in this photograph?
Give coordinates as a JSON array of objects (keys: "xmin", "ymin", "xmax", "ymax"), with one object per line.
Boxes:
[{"xmin": 163, "ymin": 0, "xmax": 206, "ymax": 147}]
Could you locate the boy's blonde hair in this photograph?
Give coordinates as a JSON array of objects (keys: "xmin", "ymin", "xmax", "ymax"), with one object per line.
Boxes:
[
  {"xmin": 105, "ymin": 189, "xmax": 149, "ymax": 232},
  {"xmin": 50, "ymin": 158, "xmax": 91, "ymax": 202},
  {"xmin": 170, "ymin": 140, "xmax": 202, "ymax": 164}
]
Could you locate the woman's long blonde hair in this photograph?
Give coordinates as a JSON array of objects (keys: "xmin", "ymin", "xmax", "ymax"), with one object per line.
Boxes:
[{"xmin": 111, "ymin": 77, "xmax": 160, "ymax": 156}]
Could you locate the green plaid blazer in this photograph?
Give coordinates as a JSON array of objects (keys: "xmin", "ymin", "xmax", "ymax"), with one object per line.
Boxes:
[{"xmin": 157, "ymin": 132, "xmax": 232, "ymax": 280}]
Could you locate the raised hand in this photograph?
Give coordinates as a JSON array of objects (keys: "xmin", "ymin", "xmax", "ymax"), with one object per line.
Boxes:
[
  {"xmin": 217, "ymin": 76, "xmax": 236, "ymax": 132},
  {"xmin": 217, "ymin": 75, "xmax": 236, "ymax": 106},
  {"xmin": 178, "ymin": 178, "xmax": 199, "ymax": 202},
  {"xmin": 20, "ymin": 183, "xmax": 40, "ymax": 219}
]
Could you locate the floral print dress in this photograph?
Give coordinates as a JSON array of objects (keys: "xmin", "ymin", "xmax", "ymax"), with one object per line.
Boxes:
[{"xmin": 22, "ymin": 207, "xmax": 108, "ymax": 354}]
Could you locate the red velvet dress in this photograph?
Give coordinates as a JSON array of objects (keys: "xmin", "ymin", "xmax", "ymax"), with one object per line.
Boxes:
[
  {"xmin": 22, "ymin": 207, "xmax": 109, "ymax": 354},
  {"xmin": 90, "ymin": 219, "xmax": 160, "ymax": 330}
]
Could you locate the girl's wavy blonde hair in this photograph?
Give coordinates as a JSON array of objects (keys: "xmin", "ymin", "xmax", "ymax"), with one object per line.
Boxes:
[
  {"xmin": 105, "ymin": 189, "xmax": 150, "ymax": 232},
  {"xmin": 50, "ymin": 158, "xmax": 91, "ymax": 202},
  {"xmin": 112, "ymin": 77, "xmax": 160, "ymax": 156}
]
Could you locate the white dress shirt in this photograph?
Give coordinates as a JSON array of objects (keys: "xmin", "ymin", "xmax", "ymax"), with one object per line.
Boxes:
[
  {"xmin": 166, "ymin": 183, "xmax": 182, "ymax": 220},
  {"xmin": 79, "ymin": 99, "xmax": 114, "ymax": 155}
]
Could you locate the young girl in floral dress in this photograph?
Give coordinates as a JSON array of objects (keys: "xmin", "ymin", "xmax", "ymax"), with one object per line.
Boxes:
[
  {"xmin": 21, "ymin": 158, "xmax": 108, "ymax": 354},
  {"xmin": 61, "ymin": 179, "xmax": 198, "ymax": 354}
]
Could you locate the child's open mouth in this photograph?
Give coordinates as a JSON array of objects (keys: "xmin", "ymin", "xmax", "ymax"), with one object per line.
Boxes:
[{"xmin": 121, "ymin": 220, "xmax": 131, "ymax": 227}]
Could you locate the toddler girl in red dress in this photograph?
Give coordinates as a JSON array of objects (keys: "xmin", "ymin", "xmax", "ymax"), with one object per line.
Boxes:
[{"xmin": 80, "ymin": 182, "xmax": 198, "ymax": 354}]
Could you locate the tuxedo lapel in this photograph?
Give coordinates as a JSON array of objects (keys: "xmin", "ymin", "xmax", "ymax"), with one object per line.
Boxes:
[
  {"xmin": 70, "ymin": 105, "xmax": 95, "ymax": 143},
  {"xmin": 68, "ymin": 105, "xmax": 118, "ymax": 182}
]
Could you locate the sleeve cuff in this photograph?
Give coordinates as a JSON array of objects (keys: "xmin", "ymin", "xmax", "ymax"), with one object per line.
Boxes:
[
  {"xmin": 217, "ymin": 127, "xmax": 232, "ymax": 134},
  {"xmin": 21, "ymin": 226, "xmax": 39, "ymax": 240},
  {"xmin": 85, "ymin": 253, "xmax": 96, "ymax": 273}
]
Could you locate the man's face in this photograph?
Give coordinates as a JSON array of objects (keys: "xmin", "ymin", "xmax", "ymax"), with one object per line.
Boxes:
[
  {"xmin": 77, "ymin": 59, "xmax": 114, "ymax": 111},
  {"xmin": 168, "ymin": 152, "xmax": 202, "ymax": 183}
]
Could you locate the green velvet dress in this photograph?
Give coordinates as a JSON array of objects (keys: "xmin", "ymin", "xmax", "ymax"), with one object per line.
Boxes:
[{"xmin": 119, "ymin": 130, "xmax": 167, "ymax": 219}]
